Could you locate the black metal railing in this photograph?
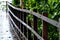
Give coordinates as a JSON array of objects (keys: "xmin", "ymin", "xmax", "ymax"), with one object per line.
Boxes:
[
  {"xmin": 7, "ymin": 2, "xmax": 44, "ymax": 40},
  {"xmin": 7, "ymin": 1, "xmax": 60, "ymax": 40}
]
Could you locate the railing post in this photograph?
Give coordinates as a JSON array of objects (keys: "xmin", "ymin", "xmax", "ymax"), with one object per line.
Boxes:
[
  {"xmin": 59, "ymin": 18, "xmax": 60, "ymax": 40},
  {"xmin": 42, "ymin": 12, "xmax": 48, "ymax": 40}
]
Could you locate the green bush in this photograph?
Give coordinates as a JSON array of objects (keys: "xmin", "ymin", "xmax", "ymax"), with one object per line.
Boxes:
[{"xmin": 12, "ymin": 0, "xmax": 20, "ymax": 6}]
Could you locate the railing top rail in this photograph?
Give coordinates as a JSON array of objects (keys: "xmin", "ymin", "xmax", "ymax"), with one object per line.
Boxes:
[{"xmin": 7, "ymin": 2, "xmax": 60, "ymax": 28}]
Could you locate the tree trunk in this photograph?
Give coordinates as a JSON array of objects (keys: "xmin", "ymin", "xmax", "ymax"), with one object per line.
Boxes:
[{"xmin": 20, "ymin": 0, "xmax": 24, "ymax": 9}]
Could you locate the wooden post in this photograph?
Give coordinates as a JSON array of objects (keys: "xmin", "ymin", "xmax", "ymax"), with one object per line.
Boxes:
[
  {"xmin": 20, "ymin": 0, "xmax": 24, "ymax": 8},
  {"xmin": 59, "ymin": 18, "xmax": 60, "ymax": 40},
  {"xmin": 42, "ymin": 12, "xmax": 48, "ymax": 40}
]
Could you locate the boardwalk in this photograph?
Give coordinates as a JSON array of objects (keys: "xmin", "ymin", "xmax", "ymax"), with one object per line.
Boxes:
[{"xmin": 0, "ymin": 10, "xmax": 17, "ymax": 40}]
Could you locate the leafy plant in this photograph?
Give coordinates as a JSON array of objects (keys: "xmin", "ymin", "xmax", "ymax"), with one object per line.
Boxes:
[{"xmin": 12, "ymin": 0, "xmax": 20, "ymax": 6}]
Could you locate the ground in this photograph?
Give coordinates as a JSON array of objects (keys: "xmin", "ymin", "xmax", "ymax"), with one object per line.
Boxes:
[{"xmin": 0, "ymin": 10, "xmax": 18, "ymax": 40}]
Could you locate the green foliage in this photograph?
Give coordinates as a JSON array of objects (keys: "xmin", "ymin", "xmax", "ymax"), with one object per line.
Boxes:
[{"xmin": 12, "ymin": 0, "xmax": 20, "ymax": 6}]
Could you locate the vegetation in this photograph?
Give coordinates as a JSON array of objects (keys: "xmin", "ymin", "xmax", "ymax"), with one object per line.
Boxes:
[
  {"xmin": 12, "ymin": 0, "xmax": 60, "ymax": 40},
  {"xmin": 12, "ymin": 0, "xmax": 20, "ymax": 6}
]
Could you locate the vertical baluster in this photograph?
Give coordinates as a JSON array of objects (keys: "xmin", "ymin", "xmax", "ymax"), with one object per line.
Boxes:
[
  {"xmin": 21, "ymin": 12, "xmax": 23, "ymax": 32},
  {"xmin": 42, "ymin": 12, "xmax": 48, "ymax": 40},
  {"xmin": 23, "ymin": 12, "xmax": 27, "ymax": 37},
  {"xmin": 33, "ymin": 16, "xmax": 37, "ymax": 40},
  {"xmin": 27, "ymin": 14, "xmax": 32, "ymax": 40},
  {"xmin": 17, "ymin": 10, "xmax": 21, "ymax": 39},
  {"xmin": 33, "ymin": 9, "xmax": 37, "ymax": 40},
  {"xmin": 22, "ymin": 12, "xmax": 26, "ymax": 40},
  {"xmin": 20, "ymin": 12, "xmax": 21, "ymax": 39},
  {"xmin": 20, "ymin": 12, "xmax": 24, "ymax": 40}
]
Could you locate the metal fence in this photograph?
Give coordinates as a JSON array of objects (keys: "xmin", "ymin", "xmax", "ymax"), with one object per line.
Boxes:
[{"xmin": 7, "ymin": 1, "xmax": 60, "ymax": 40}]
